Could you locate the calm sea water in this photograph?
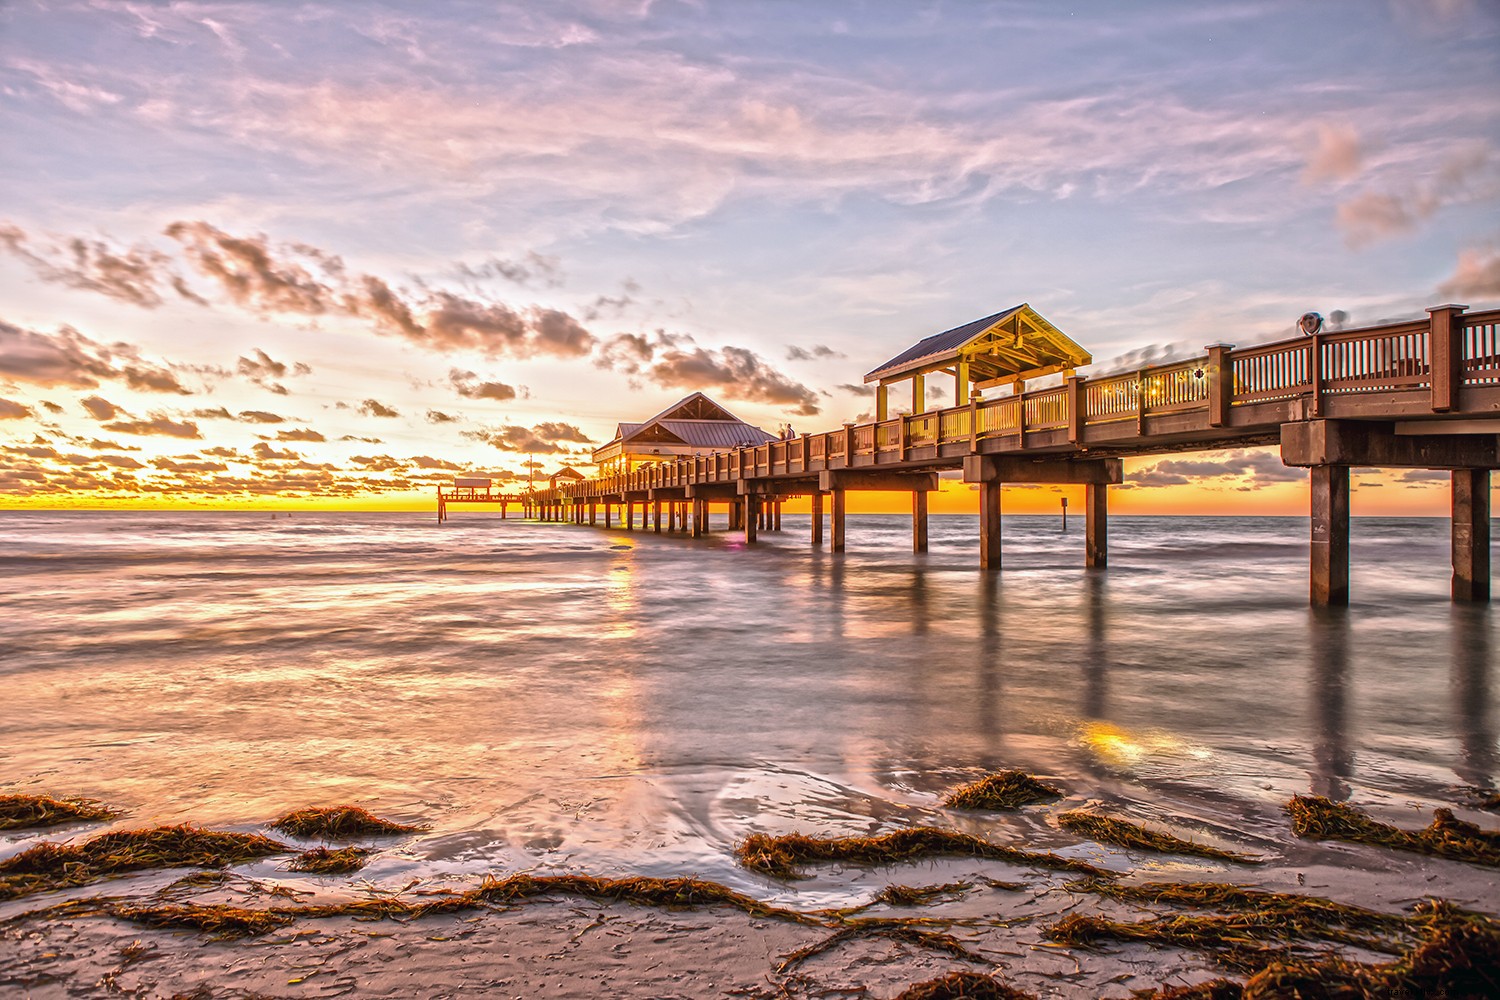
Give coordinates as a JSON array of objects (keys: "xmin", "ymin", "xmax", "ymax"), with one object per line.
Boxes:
[{"xmin": 1, "ymin": 510, "xmax": 1495, "ymax": 908}]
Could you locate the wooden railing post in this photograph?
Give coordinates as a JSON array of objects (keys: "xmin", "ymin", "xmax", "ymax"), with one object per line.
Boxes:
[
  {"xmin": 1309, "ymin": 333, "xmax": 1324, "ymax": 417},
  {"xmin": 1205, "ymin": 344, "xmax": 1233, "ymax": 427},
  {"xmin": 1066, "ymin": 375, "xmax": 1085, "ymax": 444},
  {"xmin": 1428, "ymin": 303, "xmax": 1468, "ymax": 412}
]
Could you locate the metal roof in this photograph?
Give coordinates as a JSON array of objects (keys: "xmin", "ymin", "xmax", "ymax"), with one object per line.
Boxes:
[
  {"xmin": 865, "ymin": 306, "xmax": 1024, "ymax": 381},
  {"xmin": 655, "ymin": 420, "xmax": 776, "ymax": 448},
  {"xmin": 863, "ymin": 303, "xmax": 1090, "ymax": 385}
]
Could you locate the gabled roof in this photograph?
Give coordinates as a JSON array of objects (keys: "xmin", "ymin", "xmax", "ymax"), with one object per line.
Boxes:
[
  {"xmin": 549, "ymin": 465, "xmax": 585, "ymax": 481},
  {"xmin": 864, "ymin": 303, "xmax": 1091, "ymax": 386},
  {"xmin": 594, "ymin": 392, "xmax": 776, "ymax": 460}
]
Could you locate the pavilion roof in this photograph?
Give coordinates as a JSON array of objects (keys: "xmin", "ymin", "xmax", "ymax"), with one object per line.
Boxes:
[{"xmin": 864, "ymin": 303, "xmax": 1091, "ymax": 387}]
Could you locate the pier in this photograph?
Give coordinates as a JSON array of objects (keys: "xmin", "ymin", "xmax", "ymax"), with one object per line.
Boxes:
[{"xmin": 502, "ymin": 304, "xmax": 1499, "ymax": 605}]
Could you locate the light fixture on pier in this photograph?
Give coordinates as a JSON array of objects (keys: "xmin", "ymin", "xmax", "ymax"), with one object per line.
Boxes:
[{"xmin": 1298, "ymin": 312, "xmax": 1324, "ymax": 337}]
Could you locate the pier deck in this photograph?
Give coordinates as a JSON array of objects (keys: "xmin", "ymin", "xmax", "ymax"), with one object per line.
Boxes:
[{"xmin": 516, "ymin": 305, "xmax": 1499, "ymax": 604}]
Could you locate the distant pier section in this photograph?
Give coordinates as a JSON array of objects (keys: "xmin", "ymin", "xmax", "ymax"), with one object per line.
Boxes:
[{"xmin": 461, "ymin": 302, "xmax": 1499, "ymax": 606}]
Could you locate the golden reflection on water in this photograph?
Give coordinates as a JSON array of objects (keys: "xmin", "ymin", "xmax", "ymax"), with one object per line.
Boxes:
[{"xmin": 1076, "ymin": 720, "xmax": 1212, "ymax": 772}]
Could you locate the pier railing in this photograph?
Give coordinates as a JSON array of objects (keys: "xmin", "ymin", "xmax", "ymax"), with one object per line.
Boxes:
[{"xmin": 553, "ymin": 308, "xmax": 1499, "ymax": 501}]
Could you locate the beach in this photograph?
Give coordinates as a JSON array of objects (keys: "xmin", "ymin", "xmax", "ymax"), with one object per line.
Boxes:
[{"xmin": 1, "ymin": 510, "xmax": 1496, "ymax": 997}]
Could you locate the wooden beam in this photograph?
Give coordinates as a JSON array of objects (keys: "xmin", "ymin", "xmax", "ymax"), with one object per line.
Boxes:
[
  {"xmin": 979, "ymin": 480, "xmax": 1001, "ymax": 569},
  {"xmin": 875, "ymin": 383, "xmax": 888, "ymax": 422},
  {"xmin": 1086, "ymin": 483, "xmax": 1107, "ymax": 568},
  {"xmin": 744, "ymin": 495, "xmax": 758, "ymax": 544},
  {"xmin": 1429, "ymin": 303, "xmax": 1467, "ymax": 413},
  {"xmin": 963, "ymin": 455, "xmax": 1123, "ymax": 484},
  {"xmin": 1453, "ymin": 468, "xmax": 1490, "ymax": 602},
  {"xmin": 1310, "ymin": 465, "xmax": 1350, "ymax": 607},
  {"xmin": 831, "ymin": 488, "xmax": 847, "ymax": 553},
  {"xmin": 811, "ymin": 491, "xmax": 824, "ymax": 547},
  {"xmin": 1281, "ymin": 419, "xmax": 1500, "ymax": 468},
  {"xmin": 819, "ymin": 470, "xmax": 940, "ymax": 492},
  {"xmin": 912, "ymin": 489, "xmax": 928, "ymax": 553}
]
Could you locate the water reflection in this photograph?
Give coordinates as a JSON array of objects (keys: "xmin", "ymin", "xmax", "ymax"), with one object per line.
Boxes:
[
  {"xmin": 975, "ymin": 571, "xmax": 1004, "ymax": 766},
  {"xmin": 1081, "ymin": 571, "xmax": 1109, "ymax": 721},
  {"xmin": 1308, "ymin": 607, "xmax": 1353, "ymax": 801},
  {"xmin": 1452, "ymin": 604, "xmax": 1495, "ymax": 793}
]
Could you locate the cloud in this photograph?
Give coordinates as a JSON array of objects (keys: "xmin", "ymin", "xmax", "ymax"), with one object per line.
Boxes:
[
  {"xmin": 166, "ymin": 221, "xmax": 338, "ymax": 315},
  {"xmin": 237, "ymin": 348, "xmax": 311, "ymax": 394},
  {"xmin": 0, "ymin": 318, "xmax": 194, "ymax": 392},
  {"xmin": 455, "ymin": 252, "xmax": 563, "ymax": 288},
  {"xmin": 1131, "ymin": 450, "xmax": 1306, "ymax": 489},
  {"xmin": 0, "ymin": 223, "xmax": 205, "ymax": 308},
  {"xmin": 1303, "ymin": 123, "xmax": 1364, "ymax": 184},
  {"xmin": 80, "ymin": 395, "xmax": 123, "ymax": 420},
  {"xmin": 463, "ymin": 421, "xmax": 592, "ymax": 454},
  {"xmin": 0, "ymin": 398, "xmax": 31, "ymax": 419},
  {"xmin": 1440, "ymin": 248, "xmax": 1500, "ymax": 298},
  {"xmin": 191, "ymin": 407, "xmax": 234, "ymax": 419},
  {"xmin": 646, "ymin": 344, "xmax": 821, "ymax": 415},
  {"xmin": 237, "ymin": 410, "xmax": 285, "ymax": 424},
  {"xmin": 251, "ymin": 442, "xmax": 300, "ymax": 460},
  {"xmin": 275, "ymin": 428, "xmax": 326, "ymax": 442},
  {"xmin": 1336, "ymin": 143, "xmax": 1498, "ymax": 247},
  {"xmin": 448, "ymin": 368, "xmax": 518, "ymax": 401},
  {"xmin": 357, "ymin": 398, "xmax": 401, "ymax": 417},
  {"xmin": 425, "ymin": 409, "xmax": 460, "ymax": 423},
  {"xmin": 787, "ymin": 344, "xmax": 844, "ymax": 361},
  {"xmin": 837, "ymin": 383, "xmax": 875, "ymax": 396},
  {"xmin": 102, "ymin": 415, "xmax": 202, "ymax": 438}
]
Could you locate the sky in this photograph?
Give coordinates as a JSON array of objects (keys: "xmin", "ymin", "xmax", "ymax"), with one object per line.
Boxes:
[{"xmin": 1, "ymin": 0, "xmax": 1497, "ymax": 514}]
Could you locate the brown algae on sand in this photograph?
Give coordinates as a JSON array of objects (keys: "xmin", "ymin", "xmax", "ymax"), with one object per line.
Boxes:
[
  {"xmin": 285, "ymin": 846, "xmax": 374, "ymax": 875},
  {"xmin": 941, "ymin": 770, "xmax": 1063, "ymax": 810},
  {"xmin": 0, "ymin": 825, "xmax": 290, "ymax": 899},
  {"xmin": 736, "ymin": 827, "xmax": 1106, "ymax": 880},
  {"xmin": 111, "ymin": 901, "xmax": 297, "ymax": 938},
  {"xmin": 271, "ymin": 806, "xmax": 425, "ymax": 839},
  {"xmin": 1286, "ymin": 795, "xmax": 1500, "ymax": 867},
  {"xmin": 1045, "ymin": 898, "xmax": 1500, "ymax": 998},
  {"xmin": 777, "ymin": 917, "xmax": 988, "ymax": 973},
  {"xmin": 0, "ymin": 794, "xmax": 117, "ymax": 830},
  {"xmin": 1057, "ymin": 810, "xmax": 1260, "ymax": 863},
  {"xmin": 874, "ymin": 881, "xmax": 974, "ymax": 906},
  {"xmin": 893, "ymin": 972, "xmax": 1037, "ymax": 1000}
]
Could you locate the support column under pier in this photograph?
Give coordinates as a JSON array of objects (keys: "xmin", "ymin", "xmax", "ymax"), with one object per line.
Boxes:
[
  {"xmin": 1086, "ymin": 484, "xmax": 1108, "ymax": 568},
  {"xmin": 830, "ymin": 489, "xmax": 846, "ymax": 553},
  {"xmin": 979, "ymin": 481, "xmax": 1002, "ymax": 569},
  {"xmin": 745, "ymin": 495, "xmax": 759, "ymax": 544},
  {"xmin": 912, "ymin": 490, "xmax": 928, "ymax": 553},
  {"xmin": 653, "ymin": 500, "xmax": 662, "ymax": 534},
  {"xmin": 692, "ymin": 499, "xmax": 705, "ymax": 538},
  {"xmin": 604, "ymin": 504, "xmax": 612, "ymax": 529},
  {"xmin": 811, "ymin": 492, "xmax": 824, "ymax": 547},
  {"xmin": 1453, "ymin": 469, "xmax": 1491, "ymax": 602},
  {"xmin": 1310, "ymin": 465, "xmax": 1350, "ymax": 607}
]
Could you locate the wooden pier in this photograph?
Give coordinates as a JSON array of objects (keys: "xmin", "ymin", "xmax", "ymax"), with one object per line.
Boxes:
[
  {"xmin": 510, "ymin": 304, "xmax": 1500, "ymax": 605},
  {"xmin": 436, "ymin": 478, "xmax": 526, "ymax": 523}
]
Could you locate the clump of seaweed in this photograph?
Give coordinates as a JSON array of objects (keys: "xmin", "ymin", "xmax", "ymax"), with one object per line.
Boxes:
[
  {"xmin": 1463, "ymin": 787, "xmax": 1500, "ymax": 813},
  {"xmin": 736, "ymin": 827, "xmax": 1107, "ymax": 880},
  {"xmin": 467, "ymin": 873, "xmax": 820, "ymax": 925},
  {"xmin": 777, "ymin": 917, "xmax": 988, "ymax": 973},
  {"xmin": 285, "ymin": 846, "xmax": 374, "ymax": 875},
  {"xmin": 1057, "ymin": 810, "xmax": 1260, "ymax": 863},
  {"xmin": 1286, "ymin": 795, "xmax": 1500, "ymax": 867},
  {"xmin": 942, "ymin": 770, "xmax": 1063, "ymax": 811},
  {"xmin": 1067, "ymin": 877, "xmax": 1412, "ymax": 951},
  {"xmin": 893, "ymin": 972, "xmax": 1036, "ymax": 1000},
  {"xmin": 0, "ymin": 794, "xmax": 116, "ymax": 830},
  {"xmin": 1047, "ymin": 898, "xmax": 1500, "ymax": 999},
  {"xmin": 111, "ymin": 902, "xmax": 296, "ymax": 939},
  {"xmin": 271, "ymin": 806, "xmax": 425, "ymax": 839},
  {"xmin": 875, "ymin": 881, "xmax": 974, "ymax": 907},
  {"xmin": 1131, "ymin": 980, "xmax": 1243, "ymax": 1000},
  {"xmin": 0, "ymin": 825, "xmax": 290, "ymax": 899}
]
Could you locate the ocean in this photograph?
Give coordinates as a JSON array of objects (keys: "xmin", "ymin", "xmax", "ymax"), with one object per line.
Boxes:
[{"xmin": 1, "ymin": 510, "xmax": 1495, "ymax": 912}]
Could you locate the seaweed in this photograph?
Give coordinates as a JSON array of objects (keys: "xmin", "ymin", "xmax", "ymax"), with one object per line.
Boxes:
[
  {"xmin": 942, "ymin": 771, "xmax": 1063, "ymax": 811},
  {"xmin": 270, "ymin": 806, "xmax": 425, "ymax": 839},
  {"xmin": 1047, "ymin": 899, "xmax": 1500, "ymax": 999},
  {"xmin": 777, "ymin": 917, "xmax": 988, "ymax": 973},
  {"xmin": 875, "ymin": 881, "xmax": 974, "ymax": 906},
  {"xmin": 0, "ymin": 794, "xmax": 116, "ymax": 830},
  {"xmin": 735, "ymin": 827, "xmax": 1107, "ymax": 880},
  {"xmin": 1131, "ymin": 980, "xmax": 1243, "ymax": 1000},
  {"xmin": 1067, "ymin": 878, "xmax": 1412, "ymax": 950},
  {"xmin": 1057, "ymin": 810, "xmax": 1259, "ymax": 863},
  {"xmin": 1286, "ymin": 796, "xmax": 1500, "ymax": 867},
  {"xmin": 111, "ymin": 902, "xmax": 296, "ymax": 939},
  {"xmin": 1463, "ymin": 787, "xmax": 1500, "ymax": 813},
  {"xmin": 284, "ymin": 846, "xmax": 373, "ymax": 875},
  {"xmin": 0, "ymin": 825, "xmax": 289, "ymax": 899},
  {"xmin": 466, "ymin": 873, "xmax": 821, "ymax": 925},
  {"xmin": 893, "ymin": 972, "xmax": 1035, "ymax": 999}
]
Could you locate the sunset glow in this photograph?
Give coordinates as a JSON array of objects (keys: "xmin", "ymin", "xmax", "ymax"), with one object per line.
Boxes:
[{"xmin": 2, "ymin": 2, "xmax": 1497, "ymax": 512}]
